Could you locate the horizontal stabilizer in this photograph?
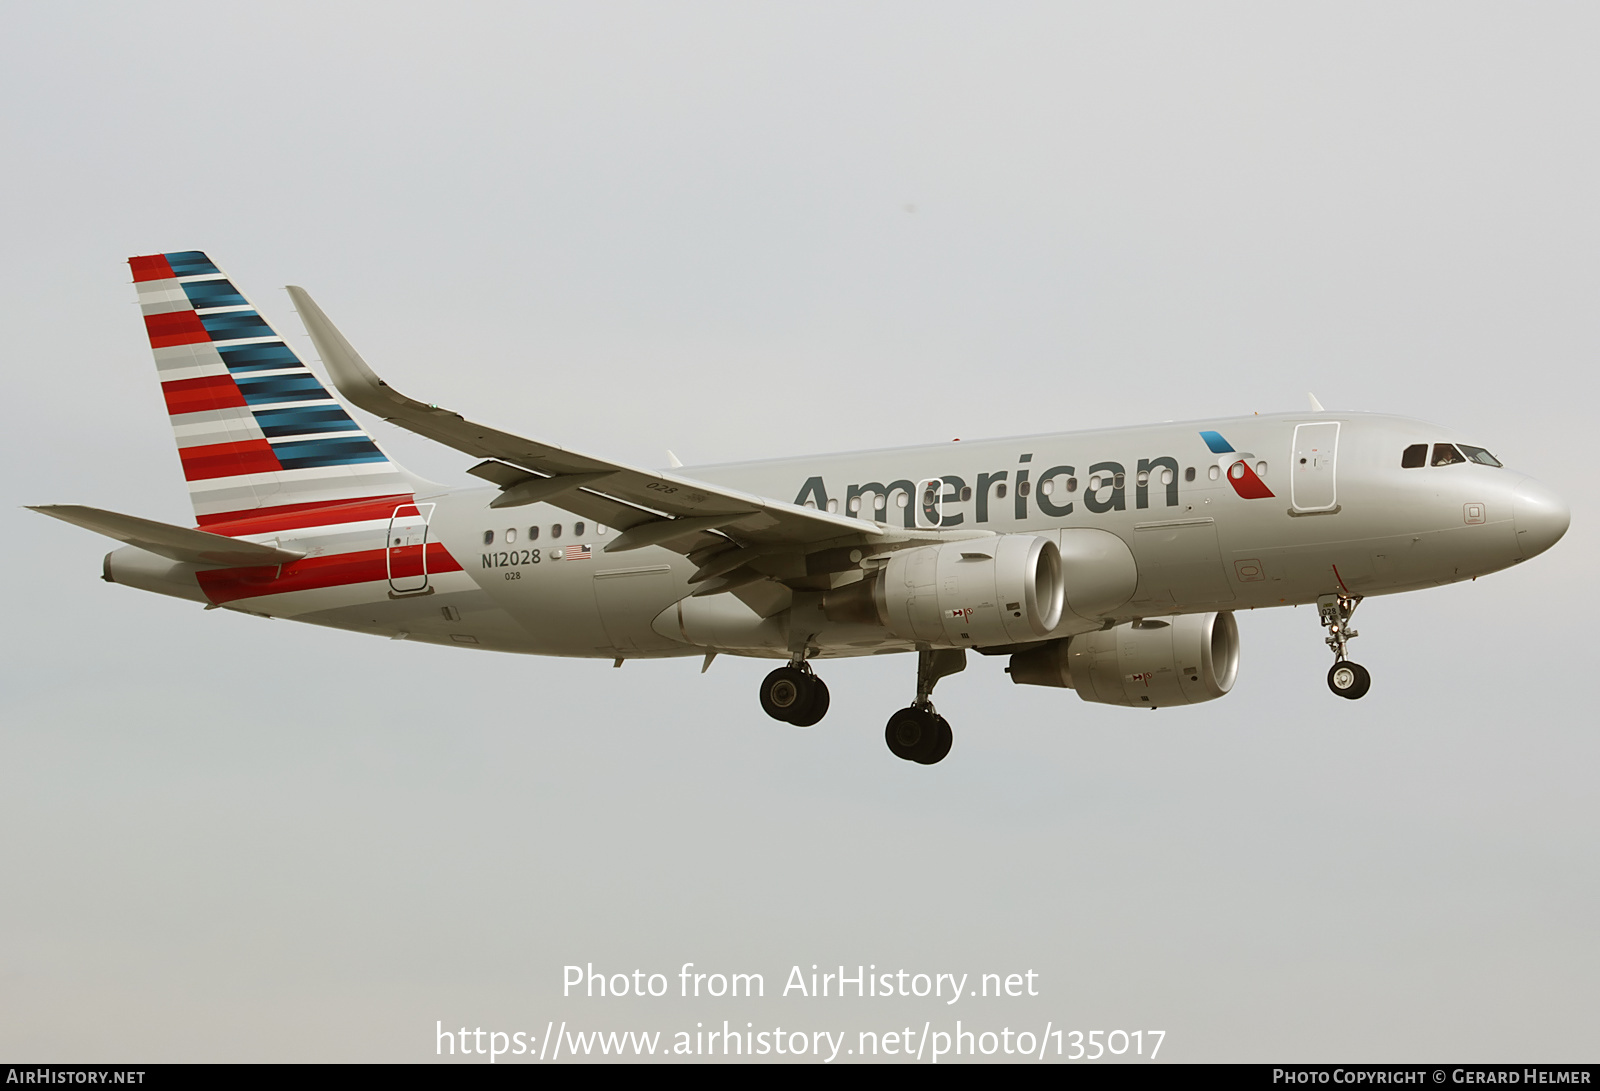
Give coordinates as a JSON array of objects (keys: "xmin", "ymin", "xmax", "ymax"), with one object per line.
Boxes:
[{"xmin": 28, "ymin": 505, "xmax": 304, "ymax": 568}]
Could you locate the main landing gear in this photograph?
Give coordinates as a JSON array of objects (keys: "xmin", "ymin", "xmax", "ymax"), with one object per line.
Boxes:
[
  {"xmin": 884, "ymin": 648, "xmax": 965, "ymax": 765},
  {"xmin": 1317, "ymin": 591, "xmax": 1371, "ymax": 700},
  {"xmin": 759, "ymin": 662, "xmax": 830, "ymax": 727},
  {"xmin": 756, "ymin": 648, "xmax": 965, "ymax": 765},
  {"xmin": 885, "ymin": 707, "xmax": 952, "ymax": 765}
]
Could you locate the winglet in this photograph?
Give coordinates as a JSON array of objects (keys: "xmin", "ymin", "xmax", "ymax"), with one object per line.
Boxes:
[
  {"xmin": 286, "ymin": 286, "xmax": 426, "ymax": 421},
  {"xmin": 285, "ymin": 286, "xmax": 886, "ymax": 548},
  {"xmin": 1308, "ymin": 392, "xmax": 1325, "ymax": 412}
]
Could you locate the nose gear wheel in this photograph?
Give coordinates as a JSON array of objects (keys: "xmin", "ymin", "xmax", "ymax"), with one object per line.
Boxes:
[
  {"xmin": 1317, "ymin": 591, "xmax": 1371, "ymax": 700},
  {"xmin": 1327, "ymin": 661, "xmax": 1371, "ymax": 700}
]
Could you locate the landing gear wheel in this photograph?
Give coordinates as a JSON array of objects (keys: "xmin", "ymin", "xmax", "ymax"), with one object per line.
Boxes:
[
  {"xmin": 760, "ymin": 667, "xmax": 810, "ymax": 722},
  {"xmin": 885, "ymin": 707, "xmax": 946, "ymax": 763},
  {"xmin": 1327, "ymin": 661, "xmax": 1371, "ymax": 700},
  {"xmin": 788, "ymin": 676, "xmax": 830, "ymax": 728},
  {"xmin": 916, "ymin": 715, "xmax": 953, "ymax": 765}
]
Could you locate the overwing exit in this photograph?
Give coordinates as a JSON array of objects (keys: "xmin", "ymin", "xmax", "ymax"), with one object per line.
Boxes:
[{"xmin": 31, "ymin": 252, "xmax": 1571, "ymax": 765}]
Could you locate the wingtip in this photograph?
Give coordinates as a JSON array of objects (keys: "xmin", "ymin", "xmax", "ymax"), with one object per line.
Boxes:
[
  {"xmin": 1308, "ymin": 392, "xmax": 1326, "ymax": 412},
  {"xmin": 285, "ymin": 285, "xmax": 391, "ymax": 409}
]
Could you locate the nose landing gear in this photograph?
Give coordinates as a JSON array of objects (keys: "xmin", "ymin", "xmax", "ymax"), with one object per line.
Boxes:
[
  {"xmin": 1327, "ymin": 660, "xmax": 1371, "ymax": 700},
  {"xmin": 1318, "ymin": 591, "xmax": 1371, "ymax": 699}
]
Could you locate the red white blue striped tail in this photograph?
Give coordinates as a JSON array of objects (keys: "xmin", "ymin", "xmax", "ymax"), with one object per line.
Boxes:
[{"xmin": 130, "ymin": 251, "xmax": 414, "ymax": 532}]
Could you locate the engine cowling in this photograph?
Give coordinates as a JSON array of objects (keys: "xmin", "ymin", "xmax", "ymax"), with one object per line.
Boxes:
[
  {"xmin": 1008, "ymin": 612, "xmax": 1239, "ymax": 707},
  {"xmin": 825, "ymin": 535, "xmax": 1064, "ymax": 647}
]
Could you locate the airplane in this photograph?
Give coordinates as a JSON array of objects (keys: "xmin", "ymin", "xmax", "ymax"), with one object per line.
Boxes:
[{"xmin": 31, "ymin": 251, "xmax": 1570, "ymax": 765}]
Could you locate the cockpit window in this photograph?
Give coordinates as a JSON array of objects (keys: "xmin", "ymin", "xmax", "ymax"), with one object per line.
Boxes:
[
  {"xmin": 1432, "ymin": 443, "xmax": 1466, "ymax": 466},
  {"xmin": 1458, "ymin": 444, "xmax": 1502, "ymax": 467},
  {"xmin": 1401, "ymin": 444, "xmax": 1427, "ymax": 468}
]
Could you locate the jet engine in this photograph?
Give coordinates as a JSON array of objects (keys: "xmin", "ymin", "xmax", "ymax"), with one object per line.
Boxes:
[
  {"xmin": 824, "ymin": 535, "xmax": 1064, "ymax": 647},
  {"xmin": 1008, "ymin": 612, "xmax": 1239, "ymax": 707}
]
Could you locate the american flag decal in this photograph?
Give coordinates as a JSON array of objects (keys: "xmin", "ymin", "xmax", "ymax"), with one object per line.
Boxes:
[{"xmin": 566, "ymin": 543, "xmax": 592, "ymax": 561}]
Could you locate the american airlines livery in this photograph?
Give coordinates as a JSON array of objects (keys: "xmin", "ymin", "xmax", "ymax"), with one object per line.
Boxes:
[{"xmin": 32, "ymin": 251, "xmax": 1570, "ymax": 765}]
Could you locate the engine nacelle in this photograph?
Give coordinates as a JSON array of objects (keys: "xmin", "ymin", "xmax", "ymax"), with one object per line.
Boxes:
[
  {"xmin": 826, "ymin": 535, "xmax": 1064, "ymax": 647},
  {"xmin": 1008, "ymin": 612, "xmax": 1239, "ymax": 708}
]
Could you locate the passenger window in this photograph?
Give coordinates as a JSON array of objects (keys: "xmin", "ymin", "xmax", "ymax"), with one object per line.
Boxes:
[
  {"xmin": 1432, "ymin": 443, "xmax": 1466, "ymax": 467},
  {"xmin": 528, "ymin": 526, "xmax": 540, "ymax": 541},
  {"xmin": 505, "ymin": 528, "xmax": 517, "ymax": 544},
  {"xmin": 827, "ymin": 499, "xmax": 838, "ymax": 513},
  {"xmin": 1136, "ymin": 470, "xmax": 1149, "ymax": 486},
  {"xmin": 1184, "ymin": 466, "xmax": 1195, "ymax": 482},
  {"xmin": 482, "ymin": 530, "xmax": 494, "ymax": 545},
  {"xmin": 961, "ymin": 487, "xmax": 973, "ymax": 501},
  {"xmin": 995, "ymin": 484, "xmax": 1008, "ymax": 499},
  {"xmin": 1112, "ymin": 473, "xmax": 1125, "ymax": 490},
  {"xmin": 1066, "ymin": 477, "xmax": 1078, "ymax": 493},
  {"xmin": 1401, "ymin": 444, "xmax": 1427, "ymax": 469},
  {"xmin": 574, "ymin": 521, "xmax": 585, "ymax": 535},
  {"xmin": 1161, "ymin": 467, "xmax": 1175, "ymax": 485},
  {"xmin": 1208, "ymin": 465, "xmax": 1221, "ymax": 481},
  {"xmin": 1256, "ymin": 461, "xmax": 1267, "ymax": 476},
  {"xmin": 1018, "ymin": 481, "xmax": 1031, "ymax": 497},
  {"xmin": 552, "ymin": 524, "xmax": 563, "ymax": 538},
  {"xmin": 1459, "ymin": 444, "xmax": 1502, "ymax": 467},
  {"xmin": 597, "ymin": 524, "xmax": 607, "ymax": 535}
]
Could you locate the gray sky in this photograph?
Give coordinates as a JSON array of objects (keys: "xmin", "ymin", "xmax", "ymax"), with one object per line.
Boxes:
[{"xmin": 3, "ymin": 1, "xmax": 1594, "ymax": 1062}]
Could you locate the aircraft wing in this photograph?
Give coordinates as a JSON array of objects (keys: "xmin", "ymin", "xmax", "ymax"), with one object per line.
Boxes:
[
  {"xmin": 29, "ymin": 505, "xmax": 305, "ymax": 568},
  {"xmin": 287, "ymin": 286, "xmax": 886, "ymax": 564}
]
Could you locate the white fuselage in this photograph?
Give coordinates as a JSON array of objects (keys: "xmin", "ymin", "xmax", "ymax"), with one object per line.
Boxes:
[{"xmin": 114, "ymin": 411, "xmax": 1560, "ymax": 663}]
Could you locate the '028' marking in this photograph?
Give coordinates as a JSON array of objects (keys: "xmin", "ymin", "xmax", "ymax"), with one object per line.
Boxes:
[{"xmin": 481, "ymin": 549, "xmax": 541, "ymax": 569}]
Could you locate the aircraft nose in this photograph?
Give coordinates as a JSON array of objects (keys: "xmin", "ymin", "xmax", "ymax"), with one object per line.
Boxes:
[{"xmin": 1513, "ymin": 477, "xmax": 1570, "ymax": 559}]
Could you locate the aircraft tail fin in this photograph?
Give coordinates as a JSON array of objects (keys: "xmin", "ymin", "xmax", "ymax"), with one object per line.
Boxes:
[{"xmin": 130, "ymin": 250, "xmax": 416, "ymax": 532}]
